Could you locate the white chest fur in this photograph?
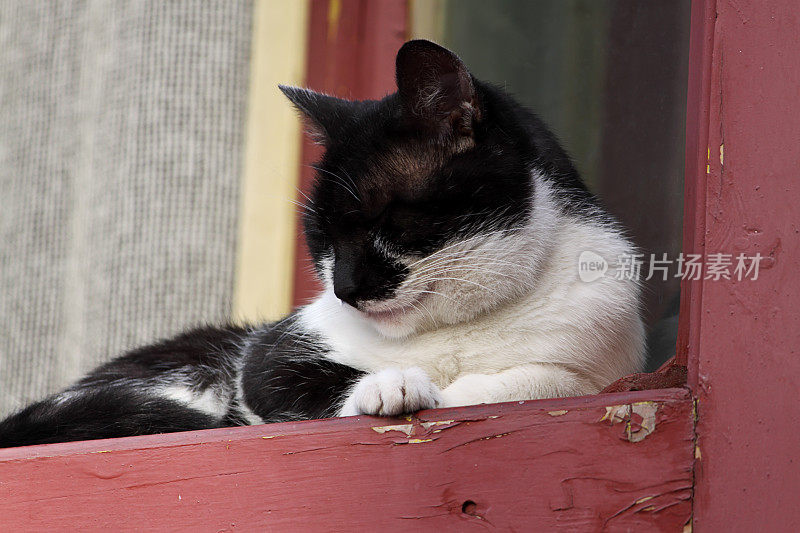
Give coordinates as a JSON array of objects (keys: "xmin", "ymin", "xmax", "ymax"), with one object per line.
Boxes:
[{"xmin": 299, "ymin": 175, "xmax": 644, "ymax": 397}]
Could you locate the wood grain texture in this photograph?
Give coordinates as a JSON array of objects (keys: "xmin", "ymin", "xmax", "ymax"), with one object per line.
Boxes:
[
  {"xmin": 689, "ymin": 0, "xmax": 800, "ymax": 530},
  {"xmin": 0, "ymin": 389, "xmax": 692, "ymax": 531}
]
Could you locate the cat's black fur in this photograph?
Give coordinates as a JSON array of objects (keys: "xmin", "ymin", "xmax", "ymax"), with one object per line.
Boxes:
[
  {"xmin": 0, "ymin": 40, "xmax": 607, "ymax": 448},
  {"xmin": 294, "ymin": 66, "xmax": 600, "ymax": 305},
  {"xmin": 0, "ymin": 318, "xmax": 365, "ymax": 448}
]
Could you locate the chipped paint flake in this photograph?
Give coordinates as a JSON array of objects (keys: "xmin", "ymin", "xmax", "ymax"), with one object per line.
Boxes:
[
  {"xmin": 600, "ymin": 402, "xmax": 658, "ymax": 442},
  {"xmin": 371, "ymin": 424, "xmax": 414, "ymax": 436},
  {"xmin": 548, "ymin": 410, "xmax": 568, "ymax": 417},
  {"xmin": 600, "ymin": 405, "xmax": 629, "ymax": 424},
  {"xmin": 629, "ymin": 402, "xmax": 657, "ymax": 442},
  {"xmin": 420, "ymin": 420, "xmax": 455, "ymax": 430},
  {"xmin": 695, "ymin": 446, "xmax": 702, "ymax": 460},
  {"xmin": 635, "ymin": 495, "xmax": 655, "ymax": 504},
  {"xmin": 407, "ymin": 438, "xmax": 434, "ymax": 444},
  {"xmin": 719, "ymin": 143, "xmax": 724, "ymax": 165}
]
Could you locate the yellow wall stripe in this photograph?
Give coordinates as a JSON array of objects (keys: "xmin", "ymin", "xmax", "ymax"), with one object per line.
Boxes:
[
  {"xmin": 234, "ymin": 0, "xmax": 310, "ymax": 323},
  {"xmin": 408, "ymin": 0, "xmax": 446, "ymax": 40}
]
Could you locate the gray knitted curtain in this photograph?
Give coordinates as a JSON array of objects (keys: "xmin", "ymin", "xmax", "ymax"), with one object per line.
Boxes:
[{"xmin": 0, "ymin": 2, "xmax": 253, "ymax": 415}]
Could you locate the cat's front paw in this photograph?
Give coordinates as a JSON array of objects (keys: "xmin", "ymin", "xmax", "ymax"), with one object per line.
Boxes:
[{"xmin": 338, "ymin": 367, "xmax": 442, "ymax": 417}]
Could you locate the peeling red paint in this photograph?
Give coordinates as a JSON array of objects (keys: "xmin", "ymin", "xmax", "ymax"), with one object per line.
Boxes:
[
  {"xmin": 687, "ymin": 0, "xmax": 800, "ymax": 530},
  {"xmin": 0, "ymin": 390, "xmax": 693, "ymax": 531}
]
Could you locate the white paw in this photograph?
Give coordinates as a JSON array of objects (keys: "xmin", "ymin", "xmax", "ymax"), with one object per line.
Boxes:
[{"xmin": 338, "ymin": 367, "xmax": 442, "ymax": 417}]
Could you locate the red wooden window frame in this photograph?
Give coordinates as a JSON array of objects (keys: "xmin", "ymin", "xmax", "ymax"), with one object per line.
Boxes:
[
  {"xmin": 682, "ymin": 0, "xmax": 800, "ymax": 529},
  {"xmin": 1, "ymin": 1, "xmax": 797, "ymax": 530}
]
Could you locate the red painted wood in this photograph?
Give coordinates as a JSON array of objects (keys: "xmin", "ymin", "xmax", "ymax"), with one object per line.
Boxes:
[
  {"xmin": 602, "ymin": 357, "xmax": 687, "ymax": 393},
  {"xmin": 676, "ymin": 0, "xmax": 716, "ymax": 368},
  {"xmin": 0, "ymin": 389, "xmax": 692, "ymax": 531},
  {"xmin": 292, "ymin": 0, "xmax": 409, "ymax": 306},
  {"xmin": 689, "ymin": 0, "xmax": 800, "ymax": 530}
]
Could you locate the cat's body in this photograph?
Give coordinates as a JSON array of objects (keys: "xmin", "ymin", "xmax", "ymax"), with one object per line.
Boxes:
[{"xmin": 0, "ymin": 41, "xmax": 644, "ymax": 448}]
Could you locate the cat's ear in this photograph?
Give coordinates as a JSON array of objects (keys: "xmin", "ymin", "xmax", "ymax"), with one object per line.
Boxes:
[
  {"xmin": 279, "ymin": 85, "xmax": 352, "ymax": 145},
  {"xmin": 395, "ymin": 40, "xmax": 480, "ymax": 139}
]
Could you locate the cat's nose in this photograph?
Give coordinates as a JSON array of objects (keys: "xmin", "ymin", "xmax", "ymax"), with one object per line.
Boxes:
[
  {"xmin": 333, "ymin": 252, "xmax": 363, "ymax": 307},
  {"xmin": 334, "ymin": 282, "xmax": 359, "ymax": 307}
]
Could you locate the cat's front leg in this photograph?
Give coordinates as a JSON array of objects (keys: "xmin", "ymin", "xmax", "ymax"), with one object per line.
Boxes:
[
  {"xmin": 440, "ymin": 363, "xmax": 599, "ymax": 408},
  {"xmin": 338, "ymin": 367, "xmax": 442, "ymax": 417}
]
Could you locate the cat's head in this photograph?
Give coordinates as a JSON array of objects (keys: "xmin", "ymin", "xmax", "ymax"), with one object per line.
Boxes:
[{"xmin": 282, "ymin": 40, "xmax": 581, "ymax": 338}]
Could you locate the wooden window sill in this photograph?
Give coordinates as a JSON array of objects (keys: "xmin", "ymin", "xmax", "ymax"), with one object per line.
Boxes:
[{"xmin": 0, "ymin": 388, "xmax": 693, "ymax": 530}]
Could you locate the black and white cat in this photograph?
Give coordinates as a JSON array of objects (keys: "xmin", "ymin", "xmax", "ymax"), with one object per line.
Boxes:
[{"xmin": 0, "ymin": 40, "xmax": 644, "ymax": 448}]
